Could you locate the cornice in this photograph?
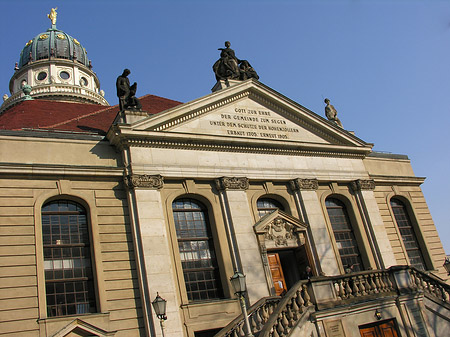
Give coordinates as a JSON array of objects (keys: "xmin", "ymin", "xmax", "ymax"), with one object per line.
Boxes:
[
  {"xmin": 121, "ymin": 136, "xmax": 369, "ymax": 159},
  {"xmin": 0, "ymin": 163, "xmax": 123, "ymax": 177},
  {"xmin": 369, "ymin": 174, "xmax": 426, "ymax": 186}
]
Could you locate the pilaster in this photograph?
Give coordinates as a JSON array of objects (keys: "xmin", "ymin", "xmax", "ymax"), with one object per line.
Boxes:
[
  {"xmin": 215, "ymin": 177, "xmax": 269, "ymax": 304},
  {"xmin": 290, "ymin": 178, "xmax": 340, "ymax": 276},
  {"xmin": 351, "ymin": 179, "xmax": 396, "ymax": 268},
  {"xmin": 127, "ymin": 174, "xmax": 184, "ymax": 337}
]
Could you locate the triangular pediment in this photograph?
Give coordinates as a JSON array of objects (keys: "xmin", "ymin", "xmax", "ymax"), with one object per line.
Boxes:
[
  {"xmin": 51, "ymin": 319, "xmax": 116, "ymax": 337},
  {"xmin": 110, "ymin": 80, "xmax": 372, "ymax": 156},
  {"xmin": 254, "ymin": 210, "xmax": 308, "ymax": 249}
]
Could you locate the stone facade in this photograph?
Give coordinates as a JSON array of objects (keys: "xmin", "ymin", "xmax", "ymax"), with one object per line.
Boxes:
[{"xmin": 0, "ymin": 78, "xmax": 449, "ymax": 337}]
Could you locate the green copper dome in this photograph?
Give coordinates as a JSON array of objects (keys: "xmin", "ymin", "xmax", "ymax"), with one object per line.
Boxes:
[{"xmin": 18, "ymin": 26, "xmax": 90, "ymax": 69}]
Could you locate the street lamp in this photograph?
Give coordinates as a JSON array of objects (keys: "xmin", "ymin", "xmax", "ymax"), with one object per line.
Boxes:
[
  {"xmin": 230, "ymin": 271, "xmax": 254, "ymax": 337},
  {"xmin": 152, "ymin": 292, "xmax": 167, "ymax": 337},
  {"xmin": 444, "ymin": 257, "xmax": 450, "ymax": 276}
]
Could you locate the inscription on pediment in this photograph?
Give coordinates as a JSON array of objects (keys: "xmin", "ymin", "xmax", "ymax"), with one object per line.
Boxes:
[{"xmin": 170, "ymin": 102, "xmax": 329, "ymax": 144}]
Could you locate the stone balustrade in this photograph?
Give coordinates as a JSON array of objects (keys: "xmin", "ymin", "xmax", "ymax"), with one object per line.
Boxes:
[{"xmin": 215, "ymin": 266, "xmax": 450, "ymax": 337}]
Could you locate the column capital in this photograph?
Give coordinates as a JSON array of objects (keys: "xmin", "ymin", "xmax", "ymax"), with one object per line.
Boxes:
[
  {"xmin": 215, "ymin": 177, "xmax": 249, "ymax": 191},
  {"xmin": 289, "ymin": 178, "xmax": 318, "ymax": 191},
  {"xmin": 351, "ymin": 179, "xmax": 375, "ymax": 191},
  {"xmin": 125, "ymin": 174, "xmax": 164, "ymax": 189}
]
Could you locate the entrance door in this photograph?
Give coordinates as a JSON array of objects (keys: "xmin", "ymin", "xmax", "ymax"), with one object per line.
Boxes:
[
  {"xmin": 267, "ymin": 253, "xmax": 287, "ymax": 296},
  {"xmin": 359, "ymin": 319, "xmax": 399, "ymax": 337}
]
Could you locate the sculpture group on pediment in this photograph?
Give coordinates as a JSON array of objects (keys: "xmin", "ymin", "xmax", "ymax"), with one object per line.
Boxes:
[{"xmin": 213, "ymin": 41, "xmax": 259, "ymax": 82}]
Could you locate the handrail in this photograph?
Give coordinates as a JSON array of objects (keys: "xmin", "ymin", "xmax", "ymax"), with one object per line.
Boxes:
[
  {"xmin": 215, "ymin": 296, "xmax": 281, "ymax": 337},
  {"xmin": 258, "ymin": 280, "xmax": 312, "ymax": 337}
]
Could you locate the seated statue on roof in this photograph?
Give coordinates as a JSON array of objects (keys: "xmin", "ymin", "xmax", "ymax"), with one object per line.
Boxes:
[
  {"xmin": 116, "ymin": 69, "xmax": 142, "ymax": 111},
  {"xmin": 213, "ymin": 41, "xmax": 259, "ymax": 81},
  {"xmin": 324, "ymin": 98, "xmax": 343, "ymax": 128}
]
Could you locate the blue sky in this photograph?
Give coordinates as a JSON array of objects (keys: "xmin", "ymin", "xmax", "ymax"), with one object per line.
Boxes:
[{"xmin": 1, "ymin": 1, "xmax": 449, "ymax": 255}]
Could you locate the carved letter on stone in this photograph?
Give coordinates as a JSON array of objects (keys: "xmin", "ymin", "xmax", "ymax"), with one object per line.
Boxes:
[
  {"xmin": 125, "ymin": 174, "xmax": 164, "ymax": 189},
  {"xmin": 351, "ymin": 179, "xmax": 375, "ymax": 192},
  {"xmin": 215, "ymin": 177, "xmax": 249, "ymax": 190},
  {"xmin": 289, "ymin": 178, "xmax": 319, "ymax": 192}
]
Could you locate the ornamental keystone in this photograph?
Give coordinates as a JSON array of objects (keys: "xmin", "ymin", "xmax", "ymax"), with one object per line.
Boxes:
[{"xmin": 215, "ymin": 177, "xmax": 249, "ymax": 190}]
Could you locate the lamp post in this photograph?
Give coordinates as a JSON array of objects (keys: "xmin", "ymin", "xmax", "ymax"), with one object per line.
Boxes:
[
  {"xmin": 230, "ymin": 271, "xmax": 254, "ymax": 337},
  {"xmin": 444, "ymin": 257, "xmax": 450, "ymax": 276},
  {"xmin": 152, "ymin": 293, "xmax": 167, "ymax": 337}
]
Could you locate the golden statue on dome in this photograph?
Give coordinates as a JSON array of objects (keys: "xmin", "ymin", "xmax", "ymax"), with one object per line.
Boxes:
[{"xmin": 47, "ymin": 7, "xmax": 57, "ymax": 26}]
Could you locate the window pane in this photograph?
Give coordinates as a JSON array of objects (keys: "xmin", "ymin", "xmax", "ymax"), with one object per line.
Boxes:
[
  {"xmin": 257, "ymin": 198, "xmax": 284, "ymax": 218},
  {"xmin": 390, "ymin": 198, "xmax": 426, "ymax": 270},
  {"xmin": 326, "ymin": 198, "xmax": 363, "ymax": 272},
  {"xmin": 42, "ymin": 200, "xmax": 96, "ymax": 317},
  {"xmin": 173, "ymin": 198, "xmax": 223, "ymax": 301}
]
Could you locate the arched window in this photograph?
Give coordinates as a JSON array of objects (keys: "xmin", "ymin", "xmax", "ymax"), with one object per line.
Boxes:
[
  {"xmin": 257, "ymin": 198, "xmax": 284, "ymax": 218},
  {"xmin": 42, "ymin": 200, "xmax": 96, "ymax": 317},
  {"xmin": 325, "ymin": 198, "xmax": 363, "ymax": 272},
  {"xmin": 172, "ymin": 198, "xmax": 223, "ymax": 301},
  {"xmin": 390, "ymin": 198, "xmax": 426, "ymax": 270}
]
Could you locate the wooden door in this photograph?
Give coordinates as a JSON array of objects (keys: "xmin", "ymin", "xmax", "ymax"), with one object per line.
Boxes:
[
  {"xmin": 359, "ymin": 320, "xmax": 399, "ymax": 337},
  {"xmin": 267, "ymin": 253, "xmax": 287, "ymax": 296}
]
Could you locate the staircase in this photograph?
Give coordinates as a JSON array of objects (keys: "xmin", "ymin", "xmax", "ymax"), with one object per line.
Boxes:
[{"xmin": 215, "ymin": 266, "xmax": 450, "ymax": 337}]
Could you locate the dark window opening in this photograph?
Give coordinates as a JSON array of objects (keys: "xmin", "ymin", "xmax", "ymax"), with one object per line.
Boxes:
[
  {"xmin": 172, "ymin": 198, "xmax": 223, "ymax": 302},
  {"xmin": 390, "ymin": 198, "xmax": 426, "ymax": 270},
  {"xmin": 42, "ymin": 200, "xmax": 96, "ymax": 317},
  {"xmin": 326, "ymin": 198, "xmax": 363, "ymax": 272}
]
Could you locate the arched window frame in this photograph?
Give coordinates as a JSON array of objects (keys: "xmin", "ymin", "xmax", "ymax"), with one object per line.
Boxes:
[
  {"xmin": 388, "ymin": 195, "xmax": 431, "ymax": 271},
  {"xmin": 322, "ymin": 193, "xmax": 372, "ymax": 273},
  {"xmin": 254, "ymin": 194, "xmax": 291, "ymax": 220},
  {"xmin": 167, "ymin": 193, "xmax": 231, "ymax": 304},
  {"xmin": 34, "ymin": 190, "xmax": 106, "ymax": 320}
]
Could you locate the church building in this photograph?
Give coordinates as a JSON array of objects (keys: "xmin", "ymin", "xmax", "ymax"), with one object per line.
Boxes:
[{"xmin": 0, "ymin": 9, "xmax": 449, "ymax": 337}]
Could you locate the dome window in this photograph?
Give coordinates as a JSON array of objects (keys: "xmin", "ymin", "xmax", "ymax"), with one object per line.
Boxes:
[
  {"xmin": 80, "ymin": 77, "xmax": 88, "ymax": 87},
  {"xmin": 59, "ymin": 71, "xmax": 70, "ymax": 80},
  {"xmin": 37, "ymin": 72, "xmax": 47, "ymax": 81}
]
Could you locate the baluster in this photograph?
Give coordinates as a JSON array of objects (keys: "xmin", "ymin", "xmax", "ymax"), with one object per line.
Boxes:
[
  {"xmin": 287, "ymin": 304, "xmax": 295, "ymax": 327},
  {"xmin": 269, "ymin": 303, "xmax": 275, "ymax": 315},
  {"xmin": 303, "ymin": 284, "xmax": 312, "ymax": 305},
  {"xmin": 369, "ymin": 274, "xmax": 378, "ymax": 294},
  {"xmin": 291, "ymin": 293, "xmax": 300, "ymax": 320},
  {"xmin": 344, "ymin": 278, "xmax": 353, "ymax": 298},
  {"xmin": 378, "ymin": 273, "xmax": 387, "ymax": 292},
  {"xmin": 296, "ymin": 289, "xmax": 305, "ymax": 312},
  {"xmin": 261, "ymin": 305, "xmax": 269, "ymax": 323},
  {"xmin": 385, "ymin": 273, "xmax": 394, "ymax": 291},
  {"xmin": 364, "ymin": 274, "xmax": 373, "ymax": 294},
  {"xmin": 255, "ymin": 307, "xmax": 263, "ymax": 330},
  {"xmin": 358, "ymin": 275, "xmax": 367, "ymax": 296},
  {"xmin": 272, "ymin": 325, "xmax": 280, "ymax": 337},
  {"xmin": 374, "ymin": 273, "xmax": 382, "ymax": 292},
  {"xmin": 338, "ymin": 279, "xmax": 346, "ymax": 299},
  {"xmin": 250, "ymin": 312, "xmax": 257, "ymax": 333},
  {"xmin": 412, "ymin": 270, "xmax": 421, "ymax": 290},
  {"xmin": 351, "ymin": 276, "xmax": 360, "ymax": 296},
  {"xmin": 238, "ymin": 321, "xmax": 245, "ymax": 337},
  {"xmin": 232, "ymin": 329, "xmax": 239, "ymax": 337},
  {"xmin": 281, "ymin": 312, "xmax": 290, "ymax": 335}
]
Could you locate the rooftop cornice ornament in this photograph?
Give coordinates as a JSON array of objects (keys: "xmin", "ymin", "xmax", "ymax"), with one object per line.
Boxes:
[{"xmin": 48, "ymin": 7, "xmax": 58, "ymax": 27}]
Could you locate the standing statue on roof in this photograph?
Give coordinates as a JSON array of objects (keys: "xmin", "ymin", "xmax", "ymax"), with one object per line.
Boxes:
[
  {"xmin": 116, "ymin": 69, "xmax": 142, "ymax": 111},
  {"xmin": 48, "ymin": 7, "xmax": 57, "ymax": 26},
  {"xmin": 213, "ymin": 41, "xmax": 259, "ymax": 81},
  {"xmin": 324, "ymin": 98, "xmax": 343, "ymax": 128}
]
